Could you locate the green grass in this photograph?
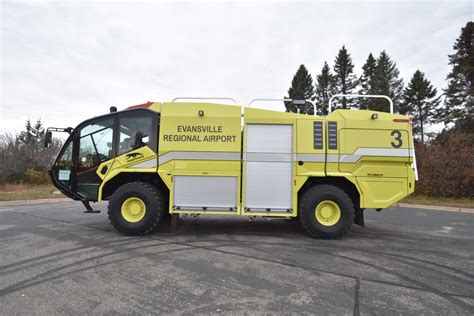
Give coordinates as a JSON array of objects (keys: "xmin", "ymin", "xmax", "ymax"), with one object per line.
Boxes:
[
  {"xmin": 0, "ymin": 184, "xmax": 65, "ymax": 202},
  {"xmin": 401, "ymin": 195, "xmax": 474, "ymax": 208}
]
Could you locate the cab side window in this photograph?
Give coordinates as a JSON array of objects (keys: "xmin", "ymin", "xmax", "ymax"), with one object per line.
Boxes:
[{"xmin": 118, "ymin": 114, "xmax": 154, "ymax": 155}]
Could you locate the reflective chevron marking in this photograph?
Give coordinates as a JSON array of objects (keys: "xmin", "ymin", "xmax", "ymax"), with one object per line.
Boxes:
[
  {"xmin": 297, "ymin": 148, "xmax": 410, "ymax": 164},
  {"xmin": 131, "ymin": 158, "xmax": 157, "ymax": 168},
  {"xmin": 295, "ymin": 153, "xmax": 325, "ymax": 162},
  {"xmin": 159, "ymin": 148, "xmax": 410, "ymax": 166},
  {"xmin": 339, "ymin": 148, "xmax": 410, "ymax": 163},
  {"xmin": 244, "ymin": 153, "xmax": 293, "ymax": 162}
]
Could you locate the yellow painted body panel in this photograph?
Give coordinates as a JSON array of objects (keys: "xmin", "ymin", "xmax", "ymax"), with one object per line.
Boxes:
[
  {"xmin": 295, "ymin": 117, "xmax": 326, "ymax": 177},
  {"xmin": 296, "ymin": 163, "xmax": 325, "ymax": 177},
  {"xmin": 342, "ymin": 159, "xmax": 409, "ymax": 178},
  {"xmin": 326, "ymin": 112, "xmax": 344, "ymax": 175},
  {"xmin": 94, "ymin": 102, "xmax": 415, "ymax": 215},
  {"xmin": 97, "ymin": 146, "xmax": 157, "ymax": 201},
  {"xmin": 334, "ymin": 110, "xmax": 413, "ymax": 207},
  {"xmin": 158, "ymin": 102, "xmax": 242, "ymax": 215},
  {"xmin": 159, "ymin": 102, "xmax": 241, "ymax": 155},
  {"xmin": 356, "ymin": 177, "xmax": 408, "ymax": 207},
  {"xmin": 340, "ymin": 129, "xmax": 409, "ymax": 155}
]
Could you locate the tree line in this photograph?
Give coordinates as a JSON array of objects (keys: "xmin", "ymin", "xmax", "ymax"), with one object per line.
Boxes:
[
  {"xmin": 285, "ymin": 21, "xmax": 472, "ymax": 144},
  {"xmin": 0, "ymin": 120, "xmax": 62, "ymax": 184},
  {"xmin": 0, "ymin": 22, "xmax": 471, "ymax": 198},
  {"xmin": 283, "ymin": 21, "xmax": 472, "ymax": 198}
]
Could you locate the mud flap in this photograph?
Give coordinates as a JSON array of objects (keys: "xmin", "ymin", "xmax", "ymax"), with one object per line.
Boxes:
[
  {"xmin": 157, "ymin": 214, "xmax": 180, "ymax": 233},
  {"xmin": 354, "ymin": 208, "xmax": 365, "ymax": 227}
]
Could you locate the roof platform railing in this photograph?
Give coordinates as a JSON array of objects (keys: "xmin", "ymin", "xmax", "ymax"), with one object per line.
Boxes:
[{"xmin": 328, "ymin": 94, "xmax": 394, "ymax": 114}]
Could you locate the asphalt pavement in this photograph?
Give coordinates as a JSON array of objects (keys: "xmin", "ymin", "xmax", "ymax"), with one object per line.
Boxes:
[{"xmin": 0, "ymin": 200, "xmax": 473, "ymax": 315}]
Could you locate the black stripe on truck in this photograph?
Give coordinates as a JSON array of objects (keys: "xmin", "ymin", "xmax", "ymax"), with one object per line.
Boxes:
[
  {"xmin": 328, "ymin": 122, "xmax": 337, "ymax": 149},
  {"xmin": 313, "ymin": 121, "xmax": 323, "ymax": 149}
]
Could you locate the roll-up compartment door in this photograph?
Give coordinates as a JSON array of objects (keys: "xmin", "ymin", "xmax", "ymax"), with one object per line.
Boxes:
[
  {"xmin": 173, "ymin": 176, "xmax": 238, "ymax": 211},
  {"xmin": 244, "ymin": 124, "xmax": 293, "ymax": 213}
]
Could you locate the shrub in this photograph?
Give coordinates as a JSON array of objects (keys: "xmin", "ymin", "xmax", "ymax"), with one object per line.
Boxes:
[
  {"xmin": 4, "ymin": 172, "xmax": 27, "ymax": 184},
  {"xmin": 415, "ymin": 132, "xmax": 473, "ymax": 198},
  {"xmin": 25, "ymin": 168, "xmax": 50, "ymax": 185}
]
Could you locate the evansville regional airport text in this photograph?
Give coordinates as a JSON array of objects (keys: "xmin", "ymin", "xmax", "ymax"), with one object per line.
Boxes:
[
  {"xmin": 163, "ymin": 134, "xmax": 237, "ymax": 143},
  {"xmin": 162, "ymin": 125, "xmax": 237, "ymax": 143}
]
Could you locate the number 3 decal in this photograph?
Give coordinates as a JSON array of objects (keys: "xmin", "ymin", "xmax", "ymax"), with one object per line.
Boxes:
[{"xmin": 391, "ymin": 130, "xmax": 403, "ymax": 148}]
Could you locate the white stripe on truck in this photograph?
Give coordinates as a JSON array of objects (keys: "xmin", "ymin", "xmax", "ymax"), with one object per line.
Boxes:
[{"xmin": 159, "ymin": 148, "xmax": 410, "ymax": 165}]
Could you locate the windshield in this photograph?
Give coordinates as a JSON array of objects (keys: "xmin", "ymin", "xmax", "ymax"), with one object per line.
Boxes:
[{"xmin": 78, "ymin": 119, "xmax": 114, "ymax": 169}]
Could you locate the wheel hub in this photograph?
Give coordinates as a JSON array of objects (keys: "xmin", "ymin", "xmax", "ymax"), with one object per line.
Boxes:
[
  {"xmin": 121, "ymin": 197, "xmax": 146, "ymax": 223},
  {"xmin": 315, "ymin": 200, "xmax": 341, "ymax": 226}
]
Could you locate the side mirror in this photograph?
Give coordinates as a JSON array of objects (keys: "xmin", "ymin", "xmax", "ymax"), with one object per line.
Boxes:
[{"xmin": 44, "ymin": 131, "xmax": 52, "ymax": 148}]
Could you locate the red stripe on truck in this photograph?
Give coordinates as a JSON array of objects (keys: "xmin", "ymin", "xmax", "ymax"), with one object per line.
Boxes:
[{"xmin": 127, "ymin": 101, "xmax": 153, "ymax": 109}]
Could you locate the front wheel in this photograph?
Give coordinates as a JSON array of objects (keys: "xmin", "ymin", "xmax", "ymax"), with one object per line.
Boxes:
[
  {"xmin": 108, "ymin": 182, "xmax": 165, "ymax": 236},
  {"xmin": 299, "ymin": 184, "xmax": 354, "ymax": 239}
]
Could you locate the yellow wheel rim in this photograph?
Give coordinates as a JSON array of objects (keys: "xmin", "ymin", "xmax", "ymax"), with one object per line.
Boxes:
[
  {"xmin": 315, "ymin": 200, "xmax": 341, "ymax": 226},
  {"xmin": 121, "ymin": 197, "xmax": 146, "ymax": 223}
]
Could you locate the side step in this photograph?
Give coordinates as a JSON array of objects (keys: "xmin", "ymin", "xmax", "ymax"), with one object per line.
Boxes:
[{"xmin": 82, "ymin": 201, "xmax": 100, "ymax": 213}]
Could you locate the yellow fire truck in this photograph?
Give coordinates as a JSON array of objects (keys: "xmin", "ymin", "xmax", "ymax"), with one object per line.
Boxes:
[{"xmin": 45, "ymin": 95, "xmax": 417, "ymax": 239}]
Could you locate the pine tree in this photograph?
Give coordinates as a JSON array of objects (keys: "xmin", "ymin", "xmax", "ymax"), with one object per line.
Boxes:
[
  {"xmin": 284, "ymin": 64, "xmax": 315, "ymax": 114},
  {"xmin": 18, "ymin": 118, "xmax": 46, "ymax": 160},
  {"xmin": 314, "ymin": 62, "xmax": 336, "ymax": 115},
  {"xmin": 32, "ymin": 119, "xmax": 45, "ymax": 155},
  {"xmin": 372, "ymin": 51, "xmax": 404, "ymax": 112},
  {"xmin": 401, "ymin": 70, "xmax": 441, "ymax": 144},
  {"xmin": 358, "ymin": 53, "xmax": 377, "ymax": 110},
  {"xmin": 19, "ymin": 119, "xmax": 34, "ymax": 146},
  {"xmin": 437, "ymin": 22, "xmax": 473, "ymax": 128},
  {"xmin": 333, "ymin": 45, "xmax": 357, "ymax": 109}
]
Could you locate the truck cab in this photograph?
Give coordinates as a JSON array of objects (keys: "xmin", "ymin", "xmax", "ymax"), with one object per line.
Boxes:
[{"xmin": 50, "ymin": 107, "xmax": 159, "ymax": 202}]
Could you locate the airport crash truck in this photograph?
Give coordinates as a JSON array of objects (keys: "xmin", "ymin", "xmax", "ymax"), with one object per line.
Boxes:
[{"xmin": 45, "ymin": 96, "xmax": 417, "ymax": 239}]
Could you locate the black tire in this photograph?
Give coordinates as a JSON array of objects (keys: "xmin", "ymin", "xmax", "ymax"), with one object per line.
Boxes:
[
  {"xmin": 108, "ymin": 182, "xmax": 165, "ymax": 236},
  {"xmin": 299, "ymin": 184, "xmax": 354, "ymax": 239}
]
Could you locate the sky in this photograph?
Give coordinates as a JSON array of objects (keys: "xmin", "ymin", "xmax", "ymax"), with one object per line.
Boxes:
[{"xmin": 0, "ymin": 0, "xmax": 472, "ymax": 133}]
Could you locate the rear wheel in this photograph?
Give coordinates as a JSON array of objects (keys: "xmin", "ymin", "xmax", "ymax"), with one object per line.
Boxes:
[
  {"xmin": 108, "ymin": 182, "xmax": 165, "ymax": 236},
  {"xmin": 299, "ymin": 184, "xmax": 354, "ymax": 239}
]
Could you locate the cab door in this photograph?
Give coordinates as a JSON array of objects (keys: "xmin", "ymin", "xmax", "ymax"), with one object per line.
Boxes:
[{"xmin": 74, "ymin": 117, "xmax": 115, "ymax": 200}]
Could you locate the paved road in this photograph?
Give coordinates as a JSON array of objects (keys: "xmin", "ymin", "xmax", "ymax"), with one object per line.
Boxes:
[{"xmin": 0, "ymin": 201, "xmax": 473, "ymax": 315}]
